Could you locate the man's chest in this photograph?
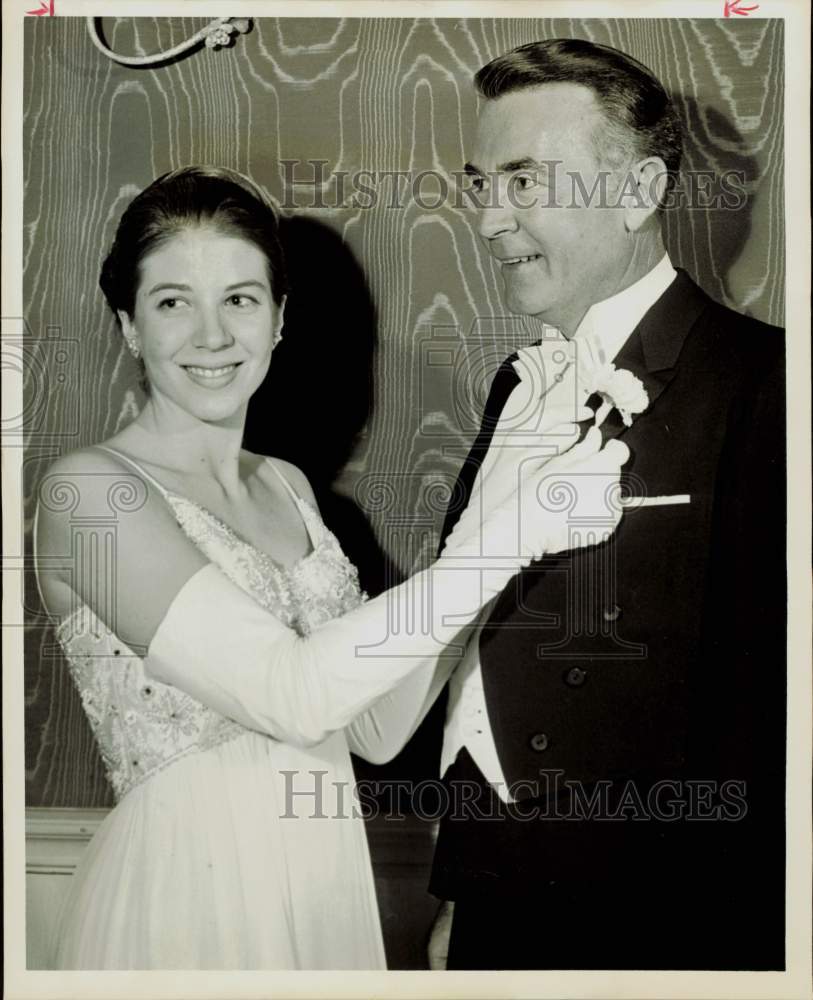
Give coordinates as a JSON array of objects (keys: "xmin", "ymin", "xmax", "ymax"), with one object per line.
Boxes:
[{"xmin": 483, "ymin": 364, "xmax": 736, "ymax": 653}]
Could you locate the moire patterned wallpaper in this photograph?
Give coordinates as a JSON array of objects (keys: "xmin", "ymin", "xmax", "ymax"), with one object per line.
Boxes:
[{"xmin": 23, "ymin": 17, "xmax": 784, "ymax": 807}]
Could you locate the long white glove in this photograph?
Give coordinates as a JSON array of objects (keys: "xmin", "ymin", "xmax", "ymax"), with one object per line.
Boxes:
[
  {"xmin": 443, "ymin": 425, "xmax": 628, "ymax": 560},
  {"xmin": 349, "ymin": 426, "xmax": 628, "ymax": 763},
  {"xmin": 146, "ymin": 431, "xmax": 629, "ymax": 748}
]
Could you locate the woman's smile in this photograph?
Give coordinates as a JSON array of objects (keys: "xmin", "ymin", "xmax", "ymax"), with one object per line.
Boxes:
[
  {"xmin": 119, "ymin": 228, "xmax": 284, "ymax": 423},
  {"xmin": 181, "ymin": 361, "xmax": 244, "ymax": 388}
]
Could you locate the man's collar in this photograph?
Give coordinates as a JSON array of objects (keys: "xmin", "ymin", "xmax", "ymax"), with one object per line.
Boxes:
[
  {"xmin": 634, "ymin": 268, "xmax": 710, "ymax": 373},
  {"xmin": 594, "ymin": 269, "xmax": 710, "ymax": 442},
  {"xmin": 571, "ymin": 253, "xmax": 678, "ymax": 366}
]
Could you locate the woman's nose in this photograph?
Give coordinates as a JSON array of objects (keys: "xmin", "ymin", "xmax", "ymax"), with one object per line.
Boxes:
[{"xmin": 193, "ymin": 308, "xmax": 234, "ymax": 350}]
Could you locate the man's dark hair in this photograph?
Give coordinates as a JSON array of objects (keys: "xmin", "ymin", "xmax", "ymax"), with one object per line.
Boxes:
[{"xmin": 475, "ymin": 38, "xmax": 683, "ymax": 185}]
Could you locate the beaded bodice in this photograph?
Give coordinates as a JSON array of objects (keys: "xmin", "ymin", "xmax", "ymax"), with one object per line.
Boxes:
[{"xmin": 55, "ymin": 486, "xmax": 365, "ymax": 801}]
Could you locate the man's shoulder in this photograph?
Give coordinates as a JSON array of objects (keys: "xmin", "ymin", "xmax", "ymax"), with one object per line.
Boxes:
[
  {"xmin": 680, "ymin": 278, "xmax": 784, "ymax": 375},
  {"xmin": 702, "ymin": 294, "xmax": 783, "ymax": 339}
]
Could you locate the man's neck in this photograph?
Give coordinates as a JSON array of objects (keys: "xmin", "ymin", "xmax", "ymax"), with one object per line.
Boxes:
[{"xmin": 556, "ymin": 232, "xmax": 666, "ymax": 338}]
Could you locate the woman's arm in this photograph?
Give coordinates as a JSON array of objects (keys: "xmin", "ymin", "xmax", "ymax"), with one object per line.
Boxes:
[
  {"xmin": 34, "ymin": 447, "xmax": 479, "ymax": 747},
  {"xmin": 145, "ymin": 430, "xmax": 627, "ymax": 747},
  {"xmin": 345, "ymin": 653, "xmax": 459, "ymax": 764},
  {"xmin": 273, "ymin": 460, "xmax": 461, "ymax": 762},
  {"xmin": 38, "ymin": 434, "xmax": 626, "ymax": 749}
]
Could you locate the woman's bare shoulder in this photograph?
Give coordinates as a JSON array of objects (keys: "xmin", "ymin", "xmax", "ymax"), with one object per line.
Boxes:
[
  {"xmin": 36, "ymin": 444, "xmax": 208, "ymax": 636},
  {"xmin": 247, "ymin": 452, "xmax": 319, "ymax": 509},
  {"xmin": 36, "ymin": 444, "xmax": 178, "ymax": 542},
  {"xmin": 41, "ymin": 443, "xmax": 123, "ymax": 477}
]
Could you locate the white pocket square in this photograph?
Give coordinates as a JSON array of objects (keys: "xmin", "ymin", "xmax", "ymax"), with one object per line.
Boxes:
[{"xmin": 620, "ymin": 494, "xmax": 691, "ymax": 510}]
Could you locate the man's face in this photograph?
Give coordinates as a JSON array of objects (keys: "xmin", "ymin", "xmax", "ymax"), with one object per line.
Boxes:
[{"xmin": 468, "ymin": 82, "xmax": 634, "ymax": 334}]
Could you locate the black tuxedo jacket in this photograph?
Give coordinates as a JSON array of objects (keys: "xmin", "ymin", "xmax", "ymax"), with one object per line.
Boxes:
[{"xmin": 432, "ymin": 271, "xmax": 786, "ymax": 905}]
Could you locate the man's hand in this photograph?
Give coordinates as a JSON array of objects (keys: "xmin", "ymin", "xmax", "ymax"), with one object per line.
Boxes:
[{"xmin": 427, "ymin": 900, "xmax": 455, "ymax": 970}]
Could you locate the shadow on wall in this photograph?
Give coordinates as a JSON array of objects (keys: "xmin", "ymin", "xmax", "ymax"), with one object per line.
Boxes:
[
  {"xmin": 244, "ymin": 213, "xmax": 401, "ymax": 599},
  {"xmin": 244, "ymin": 212, "xmax": 447, "ymax": 820},
  {"xmin": 666, "ymin": 97, "xmax": 760, "ymax": 315}
]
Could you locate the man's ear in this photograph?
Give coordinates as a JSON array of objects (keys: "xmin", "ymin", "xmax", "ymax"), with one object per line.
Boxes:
[{"xmin": 622, "ymin": 156, "xmax": 668, "ymax": 233}]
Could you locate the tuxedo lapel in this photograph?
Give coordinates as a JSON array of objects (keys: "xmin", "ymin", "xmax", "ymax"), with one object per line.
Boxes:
[
  {"xmin": 594, "ymin": 269, "xmax": 710, "ymax": 444},
  {"xmin": 438, "ymin": 353, "xmax": 521, "ymax": 546}
]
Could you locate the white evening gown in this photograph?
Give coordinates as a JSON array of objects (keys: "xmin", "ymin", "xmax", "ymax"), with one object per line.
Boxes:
[{"xmin": 43, "ymin": 457, "xmax": 408, "ymax": 970}]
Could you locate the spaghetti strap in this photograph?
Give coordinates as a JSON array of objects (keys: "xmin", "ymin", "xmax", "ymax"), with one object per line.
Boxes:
[
  {"xmin": 95, "ymin": 445, "xmax": 171, "ymax": 498},
  {"xmin": 263, "ymin": 457, "xmax": 302, "ymax": 505},
  {"xmin": 96, "ymin": 448, "xmax": 319, "ymax": 555},
  {"xmin": 263, "ymin": 457, "xmax": 323, "ymax": 551}
]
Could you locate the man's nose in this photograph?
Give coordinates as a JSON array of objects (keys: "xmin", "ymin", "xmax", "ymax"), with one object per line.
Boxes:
[
  {"xmin": 477, "ymin": 185, "xmax": 520, "ymax": 241},
  {"xmin": 194, "ymin": 308, "xmax": 234, "ymax": 350}
]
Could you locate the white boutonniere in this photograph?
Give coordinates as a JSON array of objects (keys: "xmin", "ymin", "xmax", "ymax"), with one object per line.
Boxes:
[{"xmin": 587, "ymin": 364, "xmax": 649, "ymax": 427}]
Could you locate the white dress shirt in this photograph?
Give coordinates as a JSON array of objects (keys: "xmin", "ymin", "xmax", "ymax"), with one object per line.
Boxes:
[{"xmin": 441, "ymin": 254, "xmax": 677, "ymax": 802}]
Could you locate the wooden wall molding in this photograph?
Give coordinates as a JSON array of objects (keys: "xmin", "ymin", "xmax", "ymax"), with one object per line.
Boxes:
[
  {"xmin": 24, "ymin": 806, "xmax": 435, "ymax": 873},
  {"xmin": 25, "ymin": 807, "xmax": 109, "ymax": 874}
]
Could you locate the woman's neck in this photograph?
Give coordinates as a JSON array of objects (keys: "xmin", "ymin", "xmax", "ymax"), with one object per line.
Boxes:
[{"xmin": 124, "ymin": 399, "xmax": 250, "ymax": 499}]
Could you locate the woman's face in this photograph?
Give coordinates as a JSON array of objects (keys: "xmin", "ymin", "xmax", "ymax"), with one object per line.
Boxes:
[{"xmin": 120, "ymin": 227, "xmax": 284, "ymax": 424}]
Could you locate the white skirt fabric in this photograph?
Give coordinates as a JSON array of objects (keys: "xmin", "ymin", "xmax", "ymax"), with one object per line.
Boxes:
[{"xmin": 52, "ymin": 730, "xmax": 386, "ymax": 970}]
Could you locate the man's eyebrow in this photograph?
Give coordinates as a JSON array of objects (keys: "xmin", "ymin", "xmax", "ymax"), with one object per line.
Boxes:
[
  {"xmin": 463, "ymin": 158, "xmax": 550, "ymax": 176},
  {"xmin": 224, "ymin": 280, "xmax": 266, "ymax": 292},
  {"xmin": 497, "ymin": 157, "xmax": 547, "ymax": 174}
]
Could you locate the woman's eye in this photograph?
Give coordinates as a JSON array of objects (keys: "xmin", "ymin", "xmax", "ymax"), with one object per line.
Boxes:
[
  {"xmin": 226, "ymin": 294, "xmax": 256, "ymax": 308},
  {"xmin": 157, "ymin": 297, "xmax": 187, "ymax": 311},
  {"xmin": 468, "ymin": 175, "xmax": 485, "ymax": 193}
]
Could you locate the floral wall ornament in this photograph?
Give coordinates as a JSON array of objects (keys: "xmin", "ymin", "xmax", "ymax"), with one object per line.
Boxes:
[{"xmin": 85, "ymin": 17, "xmax": 251, "ymax": 67}]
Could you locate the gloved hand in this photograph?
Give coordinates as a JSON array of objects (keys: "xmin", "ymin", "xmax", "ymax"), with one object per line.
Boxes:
[
  {"xmin": 470, "ymin": 402, "xmax": 595, "ymax": 514},
  {"xmin": 442, "ymin": 425, "xmax": 630, "ymax": 570}
]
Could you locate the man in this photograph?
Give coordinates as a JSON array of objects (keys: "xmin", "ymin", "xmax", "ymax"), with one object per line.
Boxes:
[{"xmin": 431, "ymin": 38, "xmax": 786, "ymax": 971}]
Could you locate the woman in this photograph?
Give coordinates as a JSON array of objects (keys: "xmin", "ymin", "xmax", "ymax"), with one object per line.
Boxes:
[{"xmin": 35, "ymin": 166, "xmax": 628, "ymax": 969}]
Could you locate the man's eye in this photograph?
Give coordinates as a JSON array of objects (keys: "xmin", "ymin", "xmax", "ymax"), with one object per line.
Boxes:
[
  {"xmin": 226, "ymin": 294, "xmax": 256, "ymax": 307},
  {"xmin": 158, "ymin": 297, "xmax": 184, "ymax": 310},
  {"xmin": 514, "ymin": 173, "xmax": 538, "ymax": 191},
  {"xmin": 467, "ymin": 175, "xmax": 486, "ymax": 193}
]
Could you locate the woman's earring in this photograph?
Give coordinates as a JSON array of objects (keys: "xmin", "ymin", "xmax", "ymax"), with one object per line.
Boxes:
[{"xmin": 125, "ymin": 337, "xmax": 141, "ymax": 359}]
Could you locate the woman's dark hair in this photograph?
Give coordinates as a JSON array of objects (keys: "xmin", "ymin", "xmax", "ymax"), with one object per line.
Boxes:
[
  {"xmin": 99, "ymin": 166, "xmax": 289, "ymax": 322},
  {"xmin": 475, "ymin": 38, "xmax": 683, "ymax": 185}
]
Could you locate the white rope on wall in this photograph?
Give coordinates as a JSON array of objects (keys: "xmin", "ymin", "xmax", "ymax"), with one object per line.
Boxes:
[{"xmin": 86, "ymin": 17, "xmax": 251, "ymax": 67}]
